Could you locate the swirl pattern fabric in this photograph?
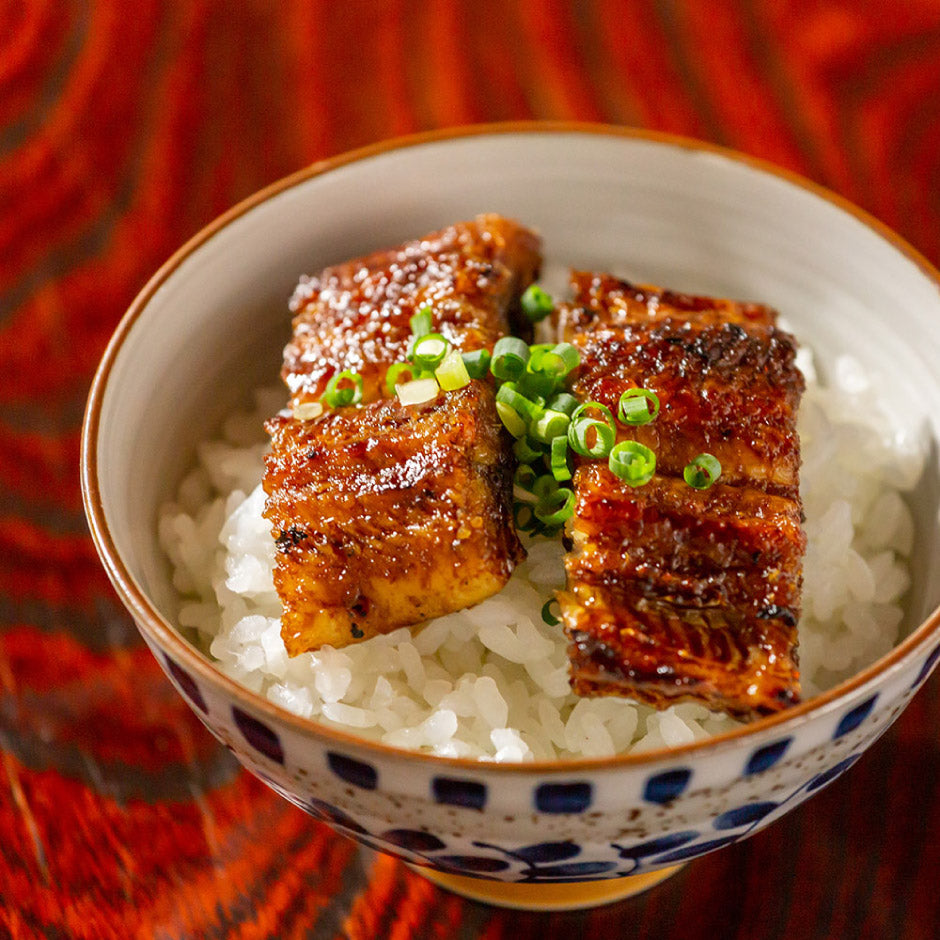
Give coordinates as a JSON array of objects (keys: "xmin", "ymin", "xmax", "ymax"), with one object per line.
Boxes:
[{"xmin": 2, "ymin": 2, "xmax": 939, "ymax": 937}]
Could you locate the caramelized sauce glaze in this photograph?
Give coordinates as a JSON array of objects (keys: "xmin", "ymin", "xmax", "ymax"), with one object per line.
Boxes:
[{"xmin": 558, "ymin": 272, "xmax": 806, "ymax": 718}]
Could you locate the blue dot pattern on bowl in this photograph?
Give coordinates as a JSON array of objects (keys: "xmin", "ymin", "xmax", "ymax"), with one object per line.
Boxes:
[
  {"xmin": 431, "ymin": 776, "xmax": 486, "ymax": 810},
  {"xmin": 381, "ymin": 829, "xmax": 447, "ymax": 852},
  {"xmin": 613, "ymin": 831, "xmax": 699, "ymax": 860},
  {"xmin": 525, "ymin": 860, "xmax": 619, "ymax": 882},
  {"xmin": 231, "ymin": 707, "xmax": 284, "ymax": 764},
  {"xmin": 435, "ymin": 855, "xmax": 510, "ymax": 874},
  {"xmin": 304, "ymin": 797, "xmax": 369, "ymax": 834},
  {"xmin": 912, "ymin": 643, "xmax": 940, "ymax": 690},
  {"xmin": 270, "ymin": 749, "xmax": 868, "ymax": 883},
  {"xmin": 226, "ymin": 679, "xmax": 882, "ymax": 881},
  {"xmin": 834, "ymin": 695, "xmax": 878, "ymax": 738},
  {"xmin": 326, "ymin": 751, "xmax": 378, "ymax": 790},
  {"xmin": 162, "ymin": 654, "xmax": 207, "ymax": 714},
  {"xmin": 744, "ymin": 738, "xmax": 792, "ymax": 775},
  {"xmin": 467, "ymin": 840, "xmax": 619, "ymax": 882},
  {"xmin": 806, "ymin": 753, "xmax": 861, "ymax": 793},
  {"xmin": 498, "ymin": 840, "xmax": 581, "ymax": 865},
  {"xmin": 652, "ymin": 834, "xmax": 741, "ymax": 864},
  {"xmin": 534, "ymin": 782, "xmax": 593, "ymax": 814},
  {"xmin": 643, "ymin": 768, "xmax": 692, "ymax": 804},
  {"xmin": 714, "ymin": 801, "xmax": 778, "ymax": 830}
]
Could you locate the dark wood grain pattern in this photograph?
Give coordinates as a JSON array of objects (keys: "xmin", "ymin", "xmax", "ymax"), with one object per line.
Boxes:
[{"xmin": 3, "ymin": 1, "xmax": 940, "ymax": 937}]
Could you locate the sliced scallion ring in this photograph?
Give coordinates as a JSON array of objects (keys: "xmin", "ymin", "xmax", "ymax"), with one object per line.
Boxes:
[
  {"xmin": 519, "ymin": 367, "xmax": 558, "ymax": 401},
  {"xmin": 496, "ymin": 382, "xmax": 541, "ymax": 421},
  {"xmin": 526, "ymin": 342, "xmax": 580, "ymax": 383},
  {"xmin": 547, "ymin": 342, "xmax": 580, "ymax": 376},
  {"xmin": 409, "ymin": 307, "xmax": 433, "ymax": 338},
  {"xmin": 384, "ymin": 362, "xmax": 426, "ymax": 396},
  {"xmin": 435, "ymin": 349, "xmax": 471, "ymax": 390},
  {"xmin": 396, "ymin": 376, "xmax": 439, "ymax": 406},
  {"xmin": 609, "ymin": 440, "xmax": 656, "ymax": 487},
  {"xmin": 570, "ymin": 400, "xmax": 615, "ymax": 428},
  {"xmin": 496, "ymin": 400, "xmax": 527, "ymax": 437},
  {"xmin": 461, "ymin": 348, "xmax": 491, "ymax": 379},
  {"xmin": 491, "ymin": 336, "xmax": 530, "ymax": 382},
  {"xmin": 550, "ymin": 434, "xmax": 572, "ymax": 481},
  {"xmin": 514, "ymin": 464, "xmax": 538, "ymax": 492},
  {"xmin": 618, "ymin": 387, "xmax": 661, "ymax": 426},
  {"xmin": 534, "ymin": 486, "xmax": 575, "ymax": 526},
  {"xmin": 513, "ymin": 436, "xmax": 543, "ymax": 464},
  {"xmin": 531, "ymin": 408, "xmax": 570, "ymax": 444},
  {"xmin": 684, "ymin": 453, "xmax": 721, "ymax": 489},
  {"xmin": 521, "ymin": 284, "xmax": 554, "ymax": 323},
  {"xmin": 547, "ymin": 391, "xmax": 579, "ymax": 417},
  {"xmin": 541, "ymin": 597, "xmax": 561, "ymax": 626},
  {"xmin": 321, "ymin": 370, "xmax": 364, "ymax": 407},
  {"xmin": 531, "ymin": 474, "xmax": 559, "ymax": 500},
  {"xmin": 513, "ymin": 500, "xmax": 539, "ymax": 532},
  {"xmin": 412, "ymin": 332, "xmax": 450, "ymax": 370},
  {"xmin": 568, "ymin": 416, "xmax": 616, "ymax": 458}
]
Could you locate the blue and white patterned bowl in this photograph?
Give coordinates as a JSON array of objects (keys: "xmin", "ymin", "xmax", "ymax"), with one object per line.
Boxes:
[{"xmin": 81, "ymin": 125, "xmax": 940, "ymax": 908}]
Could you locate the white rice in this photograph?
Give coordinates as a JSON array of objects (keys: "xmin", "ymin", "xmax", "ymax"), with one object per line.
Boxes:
[{"xmin": 158, "ymin": 353, "xmax": 924, "ymax": 761}]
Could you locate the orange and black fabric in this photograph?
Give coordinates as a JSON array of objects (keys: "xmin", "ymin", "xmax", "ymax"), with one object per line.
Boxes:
[{"xmin": 3, "ymin": 2, "xmax": 939, "ymax": 937}]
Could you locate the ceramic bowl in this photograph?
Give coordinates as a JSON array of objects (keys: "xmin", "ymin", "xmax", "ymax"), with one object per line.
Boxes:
[{"xmin": 82, "ymin": 124, "xmax": 940, "ymax": 910}]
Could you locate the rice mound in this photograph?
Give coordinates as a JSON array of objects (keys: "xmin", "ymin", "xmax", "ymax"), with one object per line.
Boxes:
[{"xmin": 158, "ymin": 354, "xmax": 924, "ymax": 761}]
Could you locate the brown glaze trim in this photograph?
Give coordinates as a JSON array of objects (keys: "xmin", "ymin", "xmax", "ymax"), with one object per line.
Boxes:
[{"xmin": 81, "ymin": 121, "xmax": 940, "ymax": 776}]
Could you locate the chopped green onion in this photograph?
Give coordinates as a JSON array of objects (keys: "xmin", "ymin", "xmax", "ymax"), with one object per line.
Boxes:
[
  {"xmin": 496, "ymin": 382, "xmax": 541, "ymax": 421},
  {"xmin": 541, "ymin": 597, "xmax": 561, "ymax": 626},
  {"xmin": 526, "ymin": 343, "xmax": 554, "ymax": 360},
  {"xmin": 547, "ymin": 391, "xmax": 579, "ymax": 416},
  {"xmin": 521, "ymin": 284, "xmax": 554, "ymax": 323},
  {"xmin": 519, "ymin": 367, "xmax": 558, "ymax": 401},
  {"xmin": 534, "ymin": 487, "xmax": 575, "ymax": 526},
  {"xmin": 396, "ymin": 377, "xmax": 439, "ymax": 406},
  {"xmin": 322, "ymin": 370, "xmax": 364, "ymax": 407},
  {"xmin": 513, "ymin": 501, "xmax": 539, "ymax": 532},
  {"xmin": 548, "ymin": 342, "xmax": 580, "ymax": 375},
  {"xmin": 461, "ymin": 348, "xmax": 491, "ymax": 379},
  {"xmin": 412, "ymin": 332, "xmax": 450, "ymax": 370},
  {"xmin": 292, "ymin": 400, "xmax": 324, "ymax": 421},
  {"xmin": 570, "ymin": 400, "xmax": 615, "ymax": 427},
  {"xmin": 385, "ymin": 362, "xmax": 427, "ymax": 396},
  {"xmin": 410, "ymin": 307, "xmax": 433, "ymax": 338},
  {"xmin": 514, "ymin": 464, "xmax": 538, "ymax": 492},
  {"xmin": 568, "ymin": 416, "xmax": 616, "ymax": 458},
  {"xmin": 513, "ymin": 436, "xmax": 543, "ymax": 463},
  {"xmin": 618, "ymin": 387, "xmax": 661, "ymax": 426},
  {"xmin": 684, "ymin": 453, "xmax": 721, "ymax": 489},
  {"xmin": 526, "ymin": 342, "xmax": 580, "ymax": 384},
  {"xmin": 530, "ymin": 408, "xmax": 570, "ymax": 444},
  {"xmin": 435, "ymin": 349, "xmax": 471, "ymax": 390},
  {"xmin": 609, "ymin": 440, "xmax": 656, "ymax": 487},
  {"xmin": 550, "ymin": 435, "xmax": 572, "ymax": 481},
  {"xmin": 531, "ymin": 474, "xmax": 559, "ymax": 500},
  {"xmin": 496, "ymin": 400, "xmax": 527, "ymax": 437},
  {"xmin": 491, "ymin": 337, "xmax": 530, "ymax": 382}
]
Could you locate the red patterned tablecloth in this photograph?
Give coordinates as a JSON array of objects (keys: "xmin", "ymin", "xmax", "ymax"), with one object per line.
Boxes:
[{"xmin": 3, "ymin": 2, "xmax": 939, "ymax": 937}]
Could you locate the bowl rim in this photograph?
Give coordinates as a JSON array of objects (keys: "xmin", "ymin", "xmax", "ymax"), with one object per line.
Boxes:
[{"xmin": 81, "ymin": 119, "xmax": 940, "ymax": 774}]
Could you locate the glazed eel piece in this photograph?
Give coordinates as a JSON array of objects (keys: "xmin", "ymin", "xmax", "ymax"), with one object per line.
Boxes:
[
  {"xmin": 263, "ymin": 216, "xmax": 541, "ymax": 655},
  {"xmin": 557, "ymin": 272, "xmax": 806, "ymax": 719}
]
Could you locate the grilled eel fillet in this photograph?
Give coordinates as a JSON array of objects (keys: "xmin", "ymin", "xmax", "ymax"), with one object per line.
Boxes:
[
  {"xmin": 282, "ymin": 213, "xmax": 542, "ymax": 407},
  {"xmin": 266, "ymin": 384, "xmax": 519, "ymax": 653},
  {"xmin": 263, "ymin": 216, "xmax": 541, "ymax": 654},
  {"xmin": 557, "ymin": 272, "xmax": 806, "ymax": 719}
]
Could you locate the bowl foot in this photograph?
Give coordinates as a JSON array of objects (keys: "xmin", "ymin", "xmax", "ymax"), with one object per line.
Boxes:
[{"xmin": 412, "ymin": 863, "xmax": 684, "ymax": 911}]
